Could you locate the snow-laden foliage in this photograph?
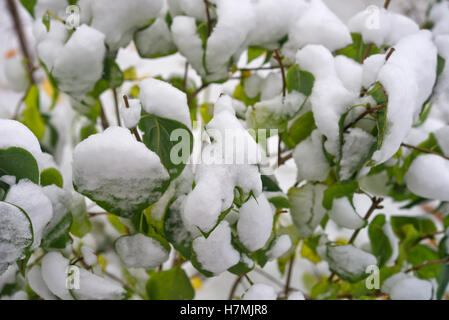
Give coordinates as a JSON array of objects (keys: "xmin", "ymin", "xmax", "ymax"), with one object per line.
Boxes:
[{"xmin": 1, "ymin": 0, "xmax": 449, "ymax": 301}]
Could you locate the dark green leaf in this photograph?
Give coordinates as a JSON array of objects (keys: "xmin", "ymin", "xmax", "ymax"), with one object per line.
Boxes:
[
  {"xmin": 0, "ymin": 147, "xmax": 39, "ymax": 184},
  {"xmin": 20, "ymin": 0, "xmax": 37, "ymax": 17},
  {"xmin": 247, "ymin": 46, "xmax": 266, "ymax": 63},
  {"xmin": 368, "ymin": 214, "xmax": 393, "ymax": 267},
  {"xmin": 322, "ymin": 180, "xmax": 358, "ymax": 210},
  {"xmin": 286, "ymin": 65, "xmax": 315, "ymax": 96},
  {"xmin": 41, "ymin": 212, "xmax": 73, "ymax": 250},
  {"xmin": 391, "ymin": 216, "xmax": 437, "ymax": 239},
  {"xmin": 407, "ymin": 244, "xmax": 440, "ymax": 279},
  {"xmin": 437, "ymin": 264, "xmax": 449, "ymax": 300},
  {"xmin": 40, "ymin": 168, "xmax": 63, "ymax": 188},
  {"xmin": 337, "ymin": 33, "xmax": 380, "ymax": 63},
  {"xmin": 146, "ymin": 267, "xmax": 194, "ymax": 300},
  {"xmin": 22, "ymin": 85, "xmax": 45, "ymax": 140},
  {"xmin": 283, "ymin": 111, "xmax": 316, "ymax": 149}
]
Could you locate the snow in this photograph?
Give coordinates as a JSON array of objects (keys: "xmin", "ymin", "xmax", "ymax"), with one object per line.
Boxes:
[
  {"xmin": 72, "ymin": 126, "xmax": 169, "ymax": 217},
  {"xmin": 382, "ymin": 273, "xmax": 433, "ymax": 300},
  {"xmin": 168, "ymin": 0, "xmax": 214, "ymax": 22},
  {"xmin": 0, "ymin": 202, "xmax": 32, "ymax": 275},
  {"xmin": 171, "ymin": 16, "xmax": 206, "ymax": 78},
  {"xmin": 192, "ymin": 221, "xmax": 240, "ymax": 275},
  {"xmin": 244, "ymin": 74, "xmax": 263, "ymax": 99},
  {"xmin": 293, "ymin": 130, "xmax": 330, "ymax": 182},
  {"xmin": 51, "ymin": 25, "xmax": 106, "ymax": 97},
  {"xmin": 348, "ymin": 8, "xmax": 419, "ymax": 47},
  {"xmin": 288, "ymin": 0, "xmax": 352, "ymax": 52},
  {"xmin": 296, "ymin": 45, "xmax": 355, "ymax": 155},
  {"xmin": 119, "ymin": 98, "xmax": 141, "ymax": 129},
  {"xmin": 135, "ymin": 18, "xmax": 176, "ymax": 58},
  {"xmin": 4, "ymin": 56, "xmax": 29, "ymax": 92},
  {"xmin": 115, "ymin": 233, "xmax": 169, "ymax": 269},
  {"xmin": 237, "ymin": 194, "xmax": 273, "ymax": 252},
  {"xmin": 34, "ymin": 20, "xmax": 67, "ymax": 72},
  {"xmin": 361, "ymin": 53, "xmax": 386, "ymax": 89},
  {"xmin": 139, "ymin": 78, "xmax": 191, "ymax": 129},
  {"xmin": 429, "ymin": 1, "xmax": 449, "ymax": 36},
  {"xmin": 339, "ymin": 128, "xmax": 376, "ymax": 181},
  {"xmin": 372, "ymin": 31, "xmax": 437, "ymax": 164},
  {"xmin": 242, "ymin": 283, "xmax": 277, "ymax": 300},
  {"xmin": 74, "ymin": 269, "xmax": 125, "ymax": 300},
  {"xmin": 205, "ymin": 0, "xmax": 255, "ymax": 80},
  {"xmin": 41, "ymin": 252, "xmax": 73, "ymax": 300},
  {"xmin": 41, "ymin": 185, "xmax": 71, "ymax": 238},
  {"xmin": 34, "ymin": 0, "xmax": 68, "ymax": 19},
  {"xmin": 266, "ymin": 235, "xmax": 292, "ymax": 260},
  {"xmin": 334, "ymin": 55, "xmax": 363, "ymax": 95},
  {"xmin": 435, "ymin": 126, "xmax": 449, "ymax": 156},
  {"xmin": 288, "ymin": 183, "xmax": 327, "ymax": 238},
  {"xmin": 89, "ymin": 0, "xmax": 163, "ymax": 51},
  {"xmin": 382, "ymin": 218, "xmax": 399, "ymax": 265},
  {"xmin": 5, "ymin": 180, "xmax": 53, "ymax": 248},
  {"xmin": 435, "ymin": 35, "xmax": 449, "ymax": 103},
  {"xmin": 328, "ymin": 197, "xmax": 365, "ymax": 230},
  {"xmin": 0, "ymin": 119, "xmax": 44, "ymax": 170},
  {"xmin": 405, "ymin": 154, "xmax": 449, "ymax": 201},
  {"xmin": 28, "ymin": 265, "xmax": 56, "ymax": 300},
  {"xmin": 81, "ymin": 246, "xmax": 97, "ymax": 266},
  {"xmin": 288, "ymin": 291, "xmax": 306, "ymax": 300},
  {"xmin": 323, "ymin": 244, "xmax": 377, "ymax": 281},
  {"xmin": 260, "ymin": 72, "xmax": 282, "ymax": 101}
]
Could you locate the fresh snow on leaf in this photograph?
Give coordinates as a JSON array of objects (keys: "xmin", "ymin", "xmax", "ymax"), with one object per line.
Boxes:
[
  {"xmin": 192, "ymin": 221, "xmax": 240, "ymax": 275},
  {"xmin": 4, "ymin": 56, "xmax": 29, "ymax": 92},
  {"xmin": 135, "ymin": 18, "xmax": 176, "ymax": 58},
  {"xmin": 115, "ymin": 233, "xmax": 169, "ymax": 269},
  {"xmin": 74, "ymin": 269, "xmax": 125, "ymax": 300},
  {"xmin": 41, "ymin": 252, "xmax": 73, "ymax": 300},
  {"xmin": 0, "ymin": 202, "xmax": 33, "ymax": 275},
  {"xmin": 382, "ymin": 273, "xmax": 433, "ymax": 300},
  {"xmin": 266, "ymin": 234, "xmax": 292, "ymax": 260},
  {"xmin": 139, "ymin": 78, "xmax": 191, "ymax": 129},
  {"xmin": 5, "ymin": 180, "xmax": 53, "ymax": 249},
  {"xmin": 405, "ymin": 154, "xmax": 449, "ymax": 201},
  {"xmin": 237, "ymin": 194, "xmax": 273, "ymax": 252},
  {"xmin": 242, "ymin": 283, "xmax": 277, "ymax": 300},
  {"xmin": 27, "ymin": 265, "xmax": 56, "ymax": 300},
  {"xmin": 72, "ymin": 126, "xmax": 169, "ymax": 218},
  {"xmin": 328, "ymin": 197, "xmax": 364, "ymax": 230},
  {"xmin": 119, "ymin": 98, "xmax": 141, "ymax": 129}
]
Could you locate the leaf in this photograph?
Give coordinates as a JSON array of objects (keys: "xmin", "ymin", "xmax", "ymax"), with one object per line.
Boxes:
[
  {"xmin": 80, "ymin": 122, "xmax": 98, "ymax": 141},
  {"xmin": 103, "ymin": 57, "xmax": 124, "ymax": 89},
  {"xmin": 337, "ymin": 33, "xmax": 380, "ymax": 63},
  {"xmin": 301, "ymin": 236, "xmax": 322, "ymax": 264},
  {"xmin": 138, "ymin": 114, "xmax": 193, "ymax": 179},
  {"xmin": 368, "ymin": 214, "xmax": 392, "ymax": 267},
  {"xmin": 283, "ymin": 111, "xmax": 316, "ymax": 149},
  {"xmin": 42, "ymin": 12, "xmax": 51, "ymax": 32},
  {"xmin": 286, "ymin": 65, "xmax": 315, "ymax": 96},
  {"xmin": 0, "ymin": 147, "xmax": 39, "ymax": 184},
  {"xmin": 322, "ymin": 180, "xmax": 358, "ymax": 210},
  {"xmin": 146, "ymin": 267, "xmax": 194, "ymax": 300},
  {"xmin": 437, "ymin": 264, "xmax": 449, "ymax": 300},
  {"xmin": 69, "ymin": 194, "xmax": 91, "ymax": 238},
  {"xmin": 247, "ymin": 46, "xmax": 266, "ymax": 63},
  {"xmin": 390, "ymin": 216, "xmax": 437, "ymax": 239},
  {"xmin": 40, "ymin": 168, "xmax": 63, "ymax": 188},
  {"xmin": 20, "ymin": 0, "xmax": 37, "ymax": 17},
  {"xmin": 233, "ymin": 83, "xmax": 260, "ymax": 106},
  {"xmin": 123, "ymin": 66, "xmax": 137, "ymax": 81},
  {"xmin": 22, "ymin": 85, "xmax": 45, "ymax": 140},
  {"xmin": 41, "ymin": 211, "xmax": 73, "ymax": 250},
  {"xmin": 107, "ymin": 214, "xmax": 130, "ymax": 235},
  {"xmin": 407, "ymin": 244, "xmax": 440, "ymax": 279},
  {"xmin": 367, "ymin": 82, "xmax": 388, "ymax": 150},
  {"xmin": 261, "ymin": 175, "xmax": 282, "ymax": 192}
]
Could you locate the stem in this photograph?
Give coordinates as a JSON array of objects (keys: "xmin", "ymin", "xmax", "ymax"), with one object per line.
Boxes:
[
  {"xmin": 45, "ymin": 10, "xmax": 66, "ymax": 24},
  {"xmin": 384, "ymin": 0, "xmax": 392, "ymax": 9},
  {"xmin": 228, "ymin": 274, "xmax": 244, "ymax": 300},
  {"xmin": 344, "ymin": 105, "xmax": 385, "ymax": 132},
  {"xmin": 183, "ymin": 62, "xmax": 189, "ymax": 92},
  {"xmin": 273, "ymin": 49, "xmax": 286, "ymax": 98},
  {"xmin": 203, "ymin": 0, "xmax": 212, "ymax": 36},
  {"xmin": 123, "ymin": 95, "xmax": 142, "ymax": 142},
  {"xmin": 112, "ymin": 88, "xmax": 122, "ymax": 127},
  {"xmin": 238, "ymin": 65, "xmax": 284, "ymax": 72},
  {"xmin": 385, "ymin": 48, "xmax": 395, "ymax": 61},
  {"xmin": 360, "ymin": 43, "xmax": 373, "ymax": 63},
  {"xmin": 401, "ymin": 143, "xmax": 449, "ymax": 161},
  {"xmin": 284, "ymin": 255, "xmax": 295, "ymax": 298},
  {"xmin": 187, "ymin": 82, "xmax": 209, "ymax": 104},
  {"xmin": 405, "ymin": 257, "xmax": 449, "ymax": 273},
  {"xmin": 99, "ymin": 100, "xmax": 109, "ymax": 130},
  {"xmin": 278, "ymin": 152, "xmax": 293, "ymax": 166},
  {"xmin": 6, "ymin": 0, "xmax": 35, "ymax": 84},
  {"xmin": 243, "ymin": 274, "xmax": 254, "ymax": 286}
]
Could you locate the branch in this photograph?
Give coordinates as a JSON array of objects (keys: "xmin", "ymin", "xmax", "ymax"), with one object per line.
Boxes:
[
  {"xmin": 203, "ymin": 0, "xmax": 212, "ymax": 36},
  {"xmin": 284, "ymin": 254, "xmax": 295, "ymax": 298},
  {"xmin": 385, "ymin": 47, "xmax": 395, "ymax": 61},
  {"xmin": 228, "ymin": 274, "xmax": 244, "ymax": 300},
  {"xmin": 401, "ymin": 143, "xmax": 449, "ymax": 161},
  {"xmin": 123, "ymin": 95, "xmax": 142, "ymax": 142},
  {"xmin": 360, "ymin": 44, "xmax": 373, "ymax": 63},
  {"xmin": 187, "ymin": 82, "xmax": 209, "ymax": 104},
  {"xmin": 384, "ymin": 0, "xmax": 392, "ymax": 9},
  {"xmin": 99, "ymin": 100, "xmax": 109, "ymax": 130},
  {"xmin": 278, "ymin": 152, "xmax": 293, "ymax": 166},
  {"xmin": 344, "ymin": 105, "xmax": 385, "ymax": 132},
  {"xmin": 405, "ymin": 257, "xmax": 449, "ymax": 273},
  {"xmin": 273, "ymin": 49, "xmax": 286, "ymax": 98},
  {"xmin": 6, "ymin": 0, "xmax": 35, "ymax": 84},
  {"xmin": 112, "ymin": 88, "xmax": 122, "ymax": 127}
]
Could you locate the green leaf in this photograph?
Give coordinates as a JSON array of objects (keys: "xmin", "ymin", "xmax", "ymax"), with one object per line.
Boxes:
[
  {"xmin": 0, "ymin": 147, "xmax": 39, "ymax": 184},
  {"xmin": 164, "ymin": 202, "xmax": 193, "ymax": 260},
  {"xmin": 322, "ymin": 180, "xmax": 358, "ymax": 210},
  {"xmin": 407, "ymin": 244, "xmax": 440, "ymax": 279},
  {"xmin": 107, "ymin": 214, "xmax": 129, "ymax": 235},
  {"xmin": 437, "ymin": 264, "xmax": 449, "ymax": 300},
  {"xmin": 40, "ymin": 168, "xmax": 63, "ymax": 188},
  {"xmin": 69, "ymin": 194, "xmax": 91, "ymax": 238},
  {"xmin": 283, "ymin": 111, "xmax": 316, "ymax": 149},
  {"xmin": 103, "ymin": 57, "xmax": 124, "ymax": 89},
  {"xmin": 337, "ymin": 33, "xmax": 380, "ymax": 63},
  {"xmin": 20, "ymin": 0, "xmax": 37, "ymax": 17},
  {"xmin": 123, "ymin": 66, "xmax": 137, "ymax": 81},
  {"xmin": 368, "ymin": 214, "xmax": 393, "ymax": 267},
  {"xmin": 261, "ymin": 175, "xmax": 282, "ymax": 192},
  {"xmin": 41, "ymin": 211, "xmax": 72, "ymax": 250},
  {"xmin": 146, "ymin": 267, "xmax": 194, "ymax": 300},
  {"xmin": 367, "ymin": 82, "xmax": 388, "ymax": 150},
  {"xmin": 80, "ymin": 122, "xmax": 98, "ymax": 141},
  {"xmin": 390, "ymin": 216, "xmax": 437, "ymax": 239},
  {"xmin": 138, "ymin": 114, "xmax": 193, "ymax": 179},
  {"xmin": 286, "ymin": 65, "xmax": 315, "ymax": 96},
  {"xmin": 22, "ymin": 85, "xmax": 46, "ymax": 140},
  {"xmin": 301, "ymin": 235, "xmax": 322, "ymax": 264},
  {"xmin": 233, "ymin": 83, "xmax": 260, "ymax": 106},
  {"xmin": 42, "ymin": 12, "xmax": 51, "ymax": 32},
  {"xmin": 247, "ymin": 46, "xmax": 266, "ymax": 63}
]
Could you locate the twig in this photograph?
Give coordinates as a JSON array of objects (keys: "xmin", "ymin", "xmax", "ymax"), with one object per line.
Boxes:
[
  {"xmin": 361, "ymin": 44, "xmax": 373, "ymax": 63},
  {"xmin": 385, "ymin": 48, "xmax": 395, "ymax": 61},
  {"xmin": 182, "ymin": 62, "xmax": 189, "ymax": 92},
  {"xmin": 401, "ymin": 143, "xmax": 449, "ymax": 161},
  {"xmin": 278, "ymin": 152, "xmax": 293, "ymax": 166},
  {"xmin": 187, "ymin": 82, "xmax": 209, "ymax": 104},
  {"xmin": 273, "ymin": 49, "xmax": 286, "ymax": 98},
  {"xmin": 284, "ymin": 255, "xmax": 295, "ymax": 298},
  {"xmin": 238, "ymin": 65, "xmax": 283, "ymax": 72},
  {"xmin": 203, "ymin": 0, "xmax": 212, "ymax": 36},
  {"xmin": 112, "ymin": 88, "xmax": 122, "ymax": 127},
  {"xmin": 344, "ymin": 105, "xmax": 385, "ymax": 132},
  {"xmin": 244, "ymin": 274, "xmax": 254, "ymax": 286},
  {"xmin": 405, "ymin": 257, "xmax": 449, "ymax": 273},
  {"xmin": 6, "ymin": 0, "xmax": 35, "ymax": 84},
  {"xmin": 45, "ymin": 10, "xmax": 66, "ymax": 24},
  {"xmin": 384, "ymin": 0, "xmax": 392, "ymax": 9},
  {"xmin": 123, "ymin": 95, "xmax": 142, "ymax": 142},
  {"xmin": 99, "ymin": 100, "xmax": 109, "ymax": 130},
  {"xmin": 228, "ymin": 274, "xmax": 244, "ymax": 300}
]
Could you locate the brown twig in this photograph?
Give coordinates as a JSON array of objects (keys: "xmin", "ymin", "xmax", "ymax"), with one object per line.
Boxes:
[
  {"xmin": 228, "ymin": 274, "xmax": 244, "ymax": 300},
  {"xmin": 344, "ymin": 105, "xmax": 385, "ymax": 132},
  {"xmin": 278, "ymin": 152, "xmax": 293, "ymax": 166},
  {"xmin": 112, "ymin": 88, "xmax": 122, "ymax": 127},
  {"xmin": 361, "ymin": 44, "xmax": 373, "ymax": 63},
  {"xmin": 284, "ymin": 255, "xmax": 295, "ymax": 298},
  {"xmin": 401, "ymin": 143, "xmax": 449, "ymax": 161},
  {"xmin": 385, "ymin": 48, "xmax": 395, "ymax": 61},
  {"xmin": 405, "ymin": 257, "xmax": 449, "ymax": 273},
  {"xmin": 183, "ymin": 62, "xmax": 189, "ymax": 92},
  {"xmin": 99, "ymin": 100, "xmax": 109, "ymax": 130},
  {"xmin": 123, "ymin": 95, "xmax": 142, "ymax": 142},
  {"xmin": 6, "ymin": 0, "xmax": 35, "ymax": 84},
  {"xmin": 187, "ymin": 82, "xmax": 209, "ymax": 104},
  {"xmin": 203, "ymin": 0, "xmax": 212, "ymax": 36},
  {"xmin": 273, "ymin": 49, "xmax": 286, "ymax": 98},
  {"xmin": 384, "ymin": 0, "xmax": 392, "ymax": 9}
]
